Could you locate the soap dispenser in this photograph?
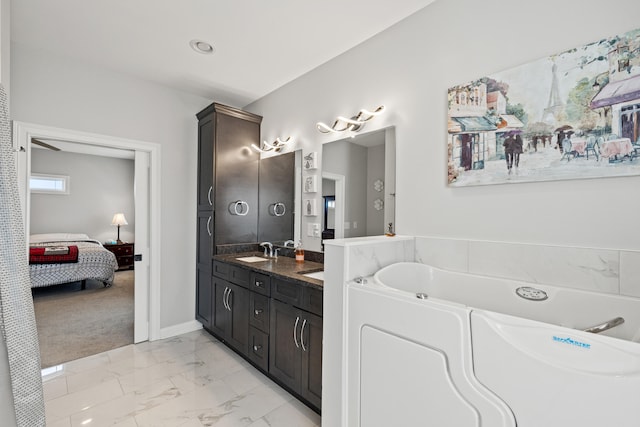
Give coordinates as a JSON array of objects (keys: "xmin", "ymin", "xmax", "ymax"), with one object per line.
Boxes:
[{"xmin": 295, "ymin": 241, "xmax": 305, "ymax": 263}]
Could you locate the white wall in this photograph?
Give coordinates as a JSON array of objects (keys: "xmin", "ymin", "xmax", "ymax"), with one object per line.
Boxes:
[
  {"xmin": 11, "ymin": 43, "xmax": 211, "ymax": 330},
  {"xmin": 0, "ymin": 0, "xmax": 9, "ymax": 92},
  {"xmin": 30, "ymin": 150, "xmax": 135, "ymax": 243},
  {"xmin": 366, "ymin": 144, "xmax": 385, "ymax": 235},
  {"xmin": 247, "ymin": 0, "xmax": 640, "ymax": 253}
]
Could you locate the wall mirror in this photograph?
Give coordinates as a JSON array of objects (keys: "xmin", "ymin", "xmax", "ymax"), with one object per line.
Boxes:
[{"xmin": 295, "ymin": 127, "xmax": 396, "ymax": 251}]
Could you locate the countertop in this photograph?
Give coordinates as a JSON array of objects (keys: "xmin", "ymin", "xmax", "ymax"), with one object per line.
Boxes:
[{"xmin": 213, "ymin": 252, "xmax": 324, "ymax": 289}]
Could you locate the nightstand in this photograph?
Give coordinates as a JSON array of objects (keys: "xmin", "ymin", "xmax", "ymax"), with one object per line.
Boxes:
[{"xmin": 104, "ymin": 242, "xmax": 135, "ymax": 270}]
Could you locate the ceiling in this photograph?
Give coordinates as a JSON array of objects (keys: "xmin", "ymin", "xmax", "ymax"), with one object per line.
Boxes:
[{"xmin": 11, "ymin": 0, "xmax": 436, "ymax": 107}]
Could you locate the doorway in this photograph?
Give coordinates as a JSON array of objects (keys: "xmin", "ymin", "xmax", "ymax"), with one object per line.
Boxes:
[{"xmin": 13, "ymin": 121, "xmax": 161, "ymax": 343}]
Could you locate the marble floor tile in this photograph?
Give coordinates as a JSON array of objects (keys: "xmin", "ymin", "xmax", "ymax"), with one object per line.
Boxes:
[{"xmin": 43, "ymin": 329, "xmax": 320, "ymax": 427}]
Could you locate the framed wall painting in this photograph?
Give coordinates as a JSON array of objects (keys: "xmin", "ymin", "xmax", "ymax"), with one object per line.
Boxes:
[
  {"xmin": 303, "ymin": 152, "xmax": 318, "ymax": 170},
  {"xmin": 304, "ymin": 175, "xmax": 318, "ymax": 193},
  {"xmin": 447, "ymin": 27, "xmax": 640, "ymax": 187},
  {"xmin": 303, "ymin": 199, "xmax": 317, "ymax": 216}
]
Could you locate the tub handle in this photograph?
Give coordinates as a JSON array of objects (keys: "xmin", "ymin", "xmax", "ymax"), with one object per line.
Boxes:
[
  {"xmin": 583, "ymin": 316, "xmax": 625, "ymax": 334},
  {"xmin": 293, "ymin": 316, "xmax": 300, "ymax": 348}
]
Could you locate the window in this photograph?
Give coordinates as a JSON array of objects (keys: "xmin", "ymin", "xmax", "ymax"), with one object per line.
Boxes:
[{"xmin": 30, "ymin": 173, "xmax": 70, "ymax": 194}]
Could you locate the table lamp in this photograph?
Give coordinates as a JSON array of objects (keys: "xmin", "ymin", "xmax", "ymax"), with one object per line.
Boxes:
[{"xmin": 111, "ymin": 213, "xmax": 128, "ymax": 244}]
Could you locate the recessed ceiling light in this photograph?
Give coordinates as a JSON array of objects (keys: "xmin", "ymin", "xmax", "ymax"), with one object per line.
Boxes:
[{"xmin": 189, "ymin": 39, "xmax": 215, "ymax": 55}]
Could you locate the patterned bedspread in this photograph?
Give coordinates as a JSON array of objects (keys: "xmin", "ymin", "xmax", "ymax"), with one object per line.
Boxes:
[{"xmin": 29, "ymin": 240, "xmax": 118, "ymax": 288}]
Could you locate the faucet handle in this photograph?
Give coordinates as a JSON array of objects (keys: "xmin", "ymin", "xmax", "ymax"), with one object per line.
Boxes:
[
  {"xmin": 273, "ymin": 248, "xmax": 281, "ymax": 259},
  {"xmin": 259, "ymin": 241, "xmax": 272, "ymax": 256}
]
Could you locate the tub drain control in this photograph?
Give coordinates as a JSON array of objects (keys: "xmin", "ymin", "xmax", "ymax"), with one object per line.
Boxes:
[
  {"xmin": 516, "ymin": 286, "xmax": 548, "ymax": 301},
  {"xmin": 416, "ymin": 293, "xmax": 428, "ymax": 300}
]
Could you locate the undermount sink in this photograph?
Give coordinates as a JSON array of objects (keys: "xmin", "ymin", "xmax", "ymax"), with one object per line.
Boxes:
[
  {"xmin": 300, "ymin": 270, "xmax": 324, "ymax": 281},
  {"xmin": 235, "ymin": 256, "xmax": 268, "ymax": 263}
]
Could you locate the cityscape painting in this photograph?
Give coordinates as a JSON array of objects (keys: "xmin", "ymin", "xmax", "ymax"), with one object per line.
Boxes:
[{"xmin": 447, "ymin": 26, "xmax": 640, "ymax": 186}]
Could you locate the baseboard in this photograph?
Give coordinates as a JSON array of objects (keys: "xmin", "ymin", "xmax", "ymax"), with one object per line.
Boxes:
[{"xmin": 158, "ymin": 320, "xmax": 202, "ymax": 340}]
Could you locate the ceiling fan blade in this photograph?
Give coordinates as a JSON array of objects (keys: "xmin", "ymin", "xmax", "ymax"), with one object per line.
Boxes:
[{"xmin": 32, "ymin": 138, "xmax": 61, "ymax": 151}]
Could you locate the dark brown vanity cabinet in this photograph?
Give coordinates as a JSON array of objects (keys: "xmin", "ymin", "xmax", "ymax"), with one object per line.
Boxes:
[
  {"xmin": 211, "ymin": 277, "xmax": 249, "ymax": 354},
  {"xmin": 208, "ymin": 259, "xmax": 323, "ymax": 413},
  {"xmin": 210, "ymin": 260, "xmax": 273, "ymax": 363},
  {"xmin": 269, "ymin": 299, "xmax": 323, "ymax": 410},
  {"xmin": 195, "ymin": 103, "xmax": 262, "ymax": 327},
  {"xmin": 270, "ymin": 279, "xmax": 323, "ymax": 411}
]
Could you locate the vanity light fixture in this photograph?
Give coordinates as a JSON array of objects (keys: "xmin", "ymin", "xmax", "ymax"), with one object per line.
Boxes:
[
  {"xmin": 316, "ymin": 105, "xmax": 386, "ymax": 134},
  {"xmin": 250, "ymin": 137, "xmax": 294, "ymax": 153}
]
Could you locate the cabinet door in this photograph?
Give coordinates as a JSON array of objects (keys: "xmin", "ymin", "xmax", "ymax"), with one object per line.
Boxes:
[
  {"xmin": 301, "ymin": 311, "xmax": 323, "ymax": 410},
  {"xmin": 211, "ymin": 277, "xmax": 230, "ymax": 338},
  {"xmin": 195, "ymin": 267, "xmax": 212, "ymax": 328},
  {"xmin": 197, "ymin": 112, "xmax": 215, "ymax": 211},
  {"xmin": 214, "ymin": 113, "xmax": 260, "ymax": 245},
  {"xmin": 197, "ymin": 210, "xmax": 213, "ymax": 267},
  {"xmin": 226, "ymin": 283, "xmax": 249, "ymax": 355},
  {"xmin": 269, "ymin": 300, "xmax": 302, "ymax": 393}
]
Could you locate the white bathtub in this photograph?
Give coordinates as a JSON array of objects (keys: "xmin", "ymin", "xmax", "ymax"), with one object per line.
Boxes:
[{"xmin": 345, "ymin": 262, "xmax": 640, "ymax": 427}]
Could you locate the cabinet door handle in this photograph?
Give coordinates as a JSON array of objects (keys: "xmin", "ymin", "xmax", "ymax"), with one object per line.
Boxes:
[
  {"xmin": 254, "ymin": 309, "xmax": 263, "ymax": 316},
  {"xmin": 230, "ymin": 200, "xmax": 250, "ymax": 216},
  {"xmin": 293, "ymin": 316, "xmax": 300, "ymax": 348},
  {"xmin": 223, "ymin": 287, "xmax": 230, "ymax": 310},
  {"xmin": 270, "ymin": 202, "xmax": 286, "ymax": 217},
  {"xmin": 253, "ymin": 345, "xmax": 262, "ymax": 352},
  {"xmin": 206, "ymin": 216, "xmax": 212, "ymax": 237},
  {"xmin": 227, "ymin": 288, "xmax": 233, "ymax": 311},
  {"xmin": 207, "ymin": 186, "xmax": 213, "ymax": 206},
  {"xmin": 301, "ymin": 318, "xmax": 308, "ymax": 352}
]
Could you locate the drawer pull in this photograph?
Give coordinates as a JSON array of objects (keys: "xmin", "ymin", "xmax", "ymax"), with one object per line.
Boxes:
[
  {"xmin": 254, "ymin": 309, "xmax": 263, "ymax": 316},
  {"xmin": 255, "ymin": 280, "xmax": 263, "ymax": 288},
  {"xmin": 253, "ymin": 345, "xmax": 262, "ymax": 352}
]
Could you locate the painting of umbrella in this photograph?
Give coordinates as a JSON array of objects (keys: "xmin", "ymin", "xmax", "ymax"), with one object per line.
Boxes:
[{"xmin": 447, "ymin": 26, "xmax": 640, "ymax": 187}]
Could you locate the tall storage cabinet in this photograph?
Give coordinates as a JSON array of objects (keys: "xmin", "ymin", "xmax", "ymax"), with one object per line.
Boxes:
[{"xmin": 195, "ymin": 103, "xmax": 262, "ymax": 328}]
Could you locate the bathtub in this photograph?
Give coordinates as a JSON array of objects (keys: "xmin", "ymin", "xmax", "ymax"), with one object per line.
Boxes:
[{"xmin": 345, "ymin": 262, "xmax": 640, "ymax": 427}]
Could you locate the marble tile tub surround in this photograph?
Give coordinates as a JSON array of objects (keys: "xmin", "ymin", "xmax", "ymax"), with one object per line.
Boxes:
[
  {"xmin": 415, "ymin": 236, "xmax": 640, "ymax": 297},
  {"xmin": 42, "ymin": 330, "xmax": 320, "ymax": 427},
  {"xmin": 329, "ymin": 235, "xmax": 415, "ymax": 281}
]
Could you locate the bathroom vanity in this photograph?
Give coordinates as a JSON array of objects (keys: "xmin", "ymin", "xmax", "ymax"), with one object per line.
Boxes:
[{"xmin": 205, "ymin": 253, "xmax": 323, "ymax": 412}]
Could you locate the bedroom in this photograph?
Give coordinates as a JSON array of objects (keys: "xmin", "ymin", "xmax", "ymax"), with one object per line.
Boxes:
[{"xmin": 28, "ymin": 142, "xmax": 136, "ymax": 367}]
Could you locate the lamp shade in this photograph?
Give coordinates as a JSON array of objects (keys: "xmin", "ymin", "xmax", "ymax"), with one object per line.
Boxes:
[{"xmin": 111, "ymin": 213, "xmax": 128, "ymax": 226}]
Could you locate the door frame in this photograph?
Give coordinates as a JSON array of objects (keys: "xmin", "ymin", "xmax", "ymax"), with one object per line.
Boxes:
[
  {"xmin": 321, "ymin": 172, "xmax": 345, "ymax": 239},
  {"xmin": 13, "ymin": 121, "xmax": 162, "ymax": 342}
]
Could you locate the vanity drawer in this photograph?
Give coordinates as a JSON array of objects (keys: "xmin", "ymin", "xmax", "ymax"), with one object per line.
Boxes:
[
  {"xmin": 229, "ymin": 265, "xmax": 252, "ymax": 289},
  {"xmin": 249, "ymin": 292, "xmax": 270, "ymax": 333},
  {"xmin": 248, "ymin": 326, "xmax": 269, "ymax": 372},
  {"xmin": 212, "ymin": 260, "xmax": 229, "ymax": 279},
  {"xmin": 271, "ymin": 277, "xmax": 303, "ymax": 307},
  {"xmin": 250, "ymin": 272, "xmax": 271, "ymax": 296},
  {"xmin": 304, "ymin": 287, "xmax": 323, "ymax": 317}
]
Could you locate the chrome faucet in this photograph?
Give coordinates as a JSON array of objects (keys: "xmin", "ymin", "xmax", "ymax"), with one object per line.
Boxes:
[
  {"xmin": 259, "ymin": 241, "xmax": 274, "ymax": 257},
  {"xmin": 283, "ymin": 240, "xmax": 296, "ymax": 248}
]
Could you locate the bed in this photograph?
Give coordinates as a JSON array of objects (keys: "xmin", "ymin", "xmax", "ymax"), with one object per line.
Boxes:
[{"xmin": 29, "ymin": 233, "xmax": 118, "ymax": 289}]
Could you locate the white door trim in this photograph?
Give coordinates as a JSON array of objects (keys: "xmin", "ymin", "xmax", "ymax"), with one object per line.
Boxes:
[
  {"xmin": 321, "ymin": 171, "xmax": 345, "ymax": 239},
  {"xmin": 13, "ymin": 121, "xmax": 162, "ymax": 342}
]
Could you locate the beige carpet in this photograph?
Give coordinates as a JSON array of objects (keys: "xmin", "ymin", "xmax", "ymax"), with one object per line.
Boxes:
[{"xmin": 32, "ymin": 270, "xmax": 134, "ymax": 368}]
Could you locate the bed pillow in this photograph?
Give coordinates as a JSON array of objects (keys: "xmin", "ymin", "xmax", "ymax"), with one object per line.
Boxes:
[{"xmin": 29, "ymin": 233, "xmax": 90, "ymax": 244}]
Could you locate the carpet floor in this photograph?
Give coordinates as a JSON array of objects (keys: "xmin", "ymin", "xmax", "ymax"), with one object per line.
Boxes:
[{"xmin": 32, "ymin": 270, "xmax": 134, "ymax": 368}]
